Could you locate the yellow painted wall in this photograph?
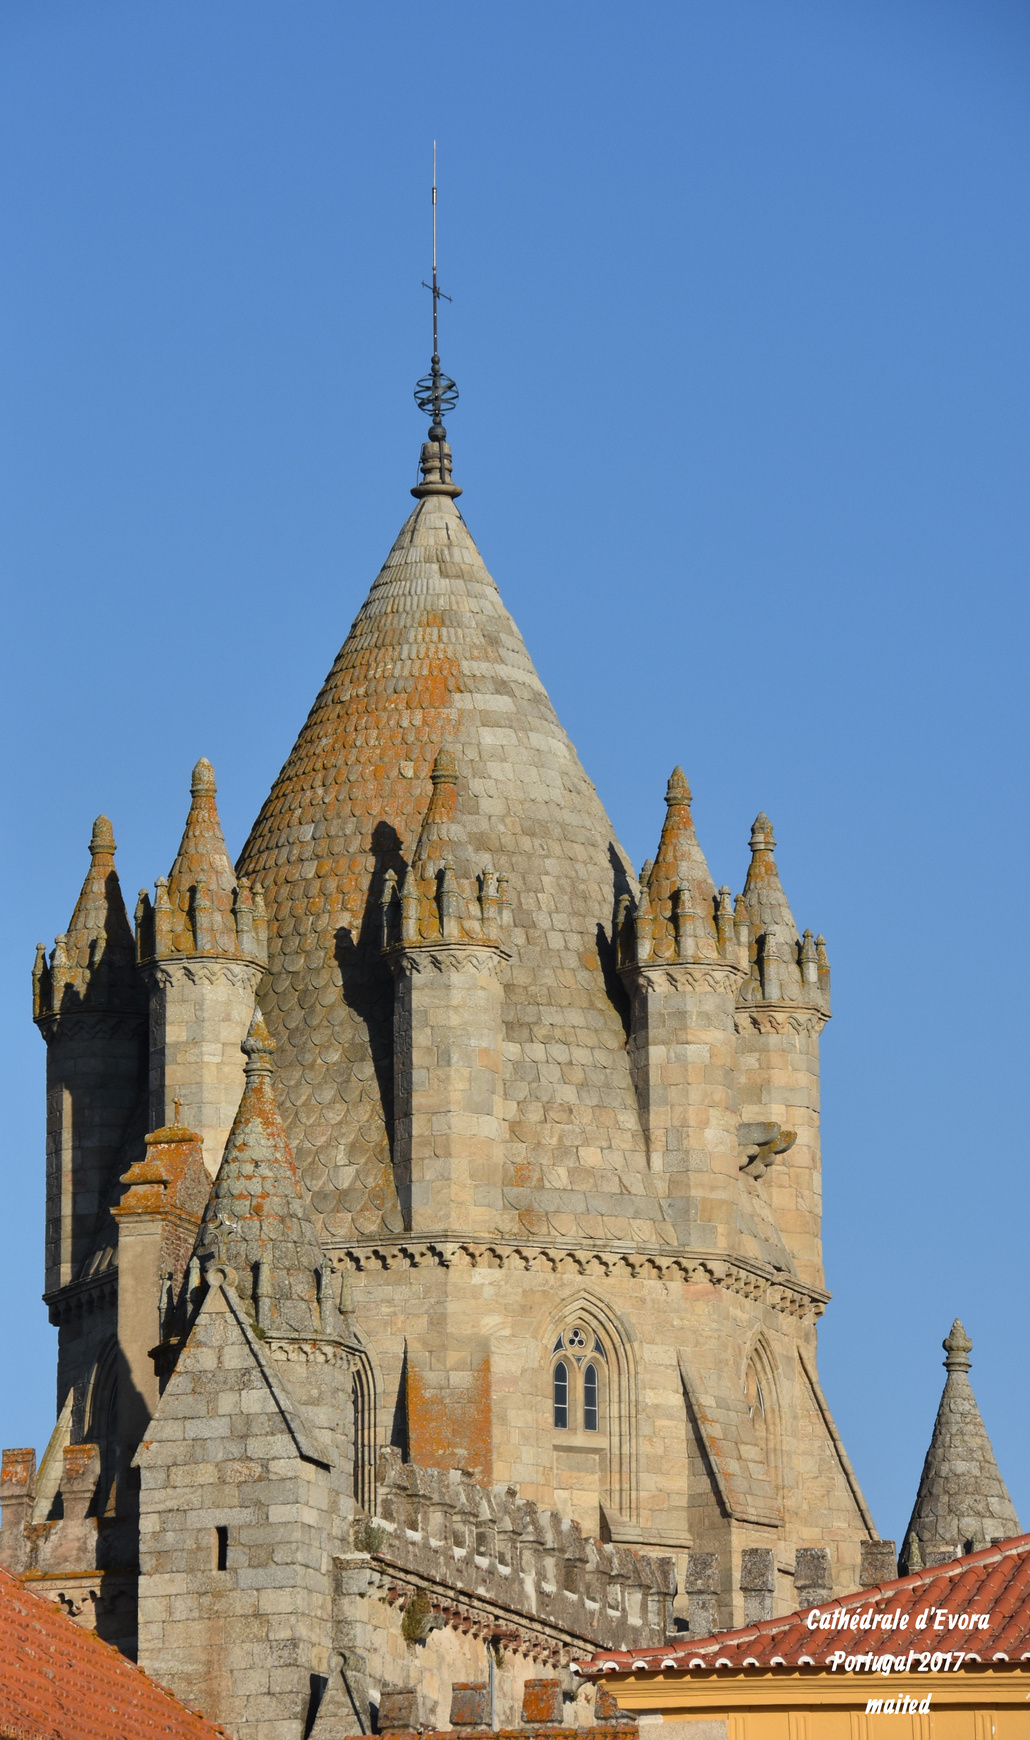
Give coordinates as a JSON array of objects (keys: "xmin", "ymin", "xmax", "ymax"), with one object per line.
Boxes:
[{"xmin": 600, "ymin": 1666, "xmax": 1030, "ymax": 1738}]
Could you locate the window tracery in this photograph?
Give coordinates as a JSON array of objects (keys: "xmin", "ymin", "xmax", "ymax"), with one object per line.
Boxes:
[{"xmin": 550, "ymin": 1324, "xmax": 607, "ymax": 1432}]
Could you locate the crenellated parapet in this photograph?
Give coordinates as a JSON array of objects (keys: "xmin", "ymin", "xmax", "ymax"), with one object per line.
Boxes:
[{"xmin": 364, "ymin": 1448, "xmax": 676, "ymax": 1655}]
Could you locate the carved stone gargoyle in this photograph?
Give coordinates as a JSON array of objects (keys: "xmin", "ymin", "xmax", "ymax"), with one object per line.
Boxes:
[{"xmin": 738, "ymin": 1121, "xmax": 796, "ymax": 1180}]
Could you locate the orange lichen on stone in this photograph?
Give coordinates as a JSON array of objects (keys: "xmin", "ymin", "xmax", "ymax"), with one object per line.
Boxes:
[{"xmin": 406, "ymin": 1354, "xmax": 493, "ymax": 1486}]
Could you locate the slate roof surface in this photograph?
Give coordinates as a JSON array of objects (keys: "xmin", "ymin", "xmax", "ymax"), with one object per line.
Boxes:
[
  {"xmin": 574, "ymin": 1534, "xmax": 1030, "ymax": 1675},
  {"xmin": 237, "ymin": 486, "xmax": 664, "ymax": 1245},
  {"xmin": 0, "ymin": 1564, "xmax": 227, "ymax": 1740}
]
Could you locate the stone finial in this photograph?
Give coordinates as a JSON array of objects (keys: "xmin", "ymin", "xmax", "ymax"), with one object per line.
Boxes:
[
  {"xmin": 242, "ymin": 1009, "xmax": 276, "ymax": 1075},
  {"xmin": 89, "ymin": 814, "xmax": 116, "ymax": 856},
  {"xmin": 665, "ymin": 766, "xmax": 692, "ymax": 809},
  {"xmin": 749, "ymin": 812, "xmax": 775, "ymax": 854},
  {"xmin": 431, "ymin": 746, "xmax": 458, "ymax": 786},
  {"xmin": 191, "ymin": 757, "xmax": 217, "ymax": 796},
  {"xmin": 944, "ymin": 1318, "xmax": 973, "ymax": 1372},
  {"xmin": 899, "ymin": 1319, "xmax": 1020, "ymax": 1572}
]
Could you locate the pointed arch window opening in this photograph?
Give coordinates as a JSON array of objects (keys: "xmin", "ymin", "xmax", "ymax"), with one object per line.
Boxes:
[
  {"xmin": 553, "ymin": 1360, "xmax": 569, "ymax": 1430},
  {"xmin": 551, "ymin": 1325, "xmax": 608, "ymax": 1434},
  {"xmin": 583, "ymin": 1362, "xmax": 599, "ymax": 1433}
]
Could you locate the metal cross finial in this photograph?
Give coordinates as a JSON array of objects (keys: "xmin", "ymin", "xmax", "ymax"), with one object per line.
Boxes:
[{"xmin": 414, "ymin": 141, "xmax": 458, "ymax": 434}]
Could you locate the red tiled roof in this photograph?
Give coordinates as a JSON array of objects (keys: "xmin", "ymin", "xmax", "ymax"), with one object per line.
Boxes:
[
  {"xmin": 0, "ymin": 1566, "xmax": 227, "ymax": 1740},
  {"xmin": 574, "ymin": 1534, "xmax": 1030, "ymax": 1677}
]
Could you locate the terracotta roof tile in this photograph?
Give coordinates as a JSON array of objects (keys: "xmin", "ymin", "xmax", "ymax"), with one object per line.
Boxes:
[
  {"xmin": 0, "ymin": 1565, "xmax": 227, "ymax": 1739},
  {"xmin": 574, "ymin": 1534, "xmax": 1030, "ymax": 1677}
]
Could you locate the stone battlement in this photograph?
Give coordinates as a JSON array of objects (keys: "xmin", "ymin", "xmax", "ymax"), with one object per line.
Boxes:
[{"xmin": 365, "ymin": 1449, "xmax": 676, "ymax": 1653}]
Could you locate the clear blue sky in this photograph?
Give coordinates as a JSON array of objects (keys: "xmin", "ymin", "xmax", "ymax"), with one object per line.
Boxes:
[{"xmin": 1, "ymin": 0, "xmax": 1027, "ymax": 1550}]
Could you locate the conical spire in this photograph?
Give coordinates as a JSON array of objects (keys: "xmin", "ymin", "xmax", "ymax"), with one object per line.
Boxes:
[
  {"xmin": 34, "ymin": 816, "xmax": 141, "ymax": 1018},
  {"xmin": 900, "ymin": 1320, "xmax": 1020, "ymax": 1571},
  {"xmin": 741, "ymin": 814, "xmax": 798, "ymax": 939},
  {"xmin": 411, "ymin": 746, "xmax": 462, "ymax": 873},
  {"xmin": 157, "ymin": 759, "xmax": 253, "ymax": 958},
  {"xmin": 237, "ymin": 484, "xmax": 653, "ymax": 1244},
  {"xmin": 646, "ymin": 768, "xmax": 719, "ymax": 952},
  {"xmin": 195, "ymin": 1012, "xmax": 330, "ymax": 1339}
]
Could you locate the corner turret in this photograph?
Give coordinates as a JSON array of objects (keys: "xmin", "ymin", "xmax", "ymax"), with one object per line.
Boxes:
[
  {"xmin": 138, "ymin": 760, "xmax": 268, "ymax": 1175},
  {"xmin": 34, "ymin": 816, "xmax": 147, "ymax": 1296},
  {"xmin": 734, "ymin": 812, "xmax": 830, "ymax": 1289}
]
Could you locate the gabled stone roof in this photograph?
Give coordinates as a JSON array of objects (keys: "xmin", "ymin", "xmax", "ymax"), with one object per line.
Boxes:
[
  {"xmin": 195, "ymin": 1012, "xmax": 329, "ymax": 1338},
  {"xmin": 900, "ymin": 1321, "xmax": 1020, "ymax": 1571},
  {"xmin": 237, "ymin": 487, "xmax": 659, "ymax": 1244},
  {"xmin": 0, "ymin": 1563, "xmax": 227, "ymax": 1739}
]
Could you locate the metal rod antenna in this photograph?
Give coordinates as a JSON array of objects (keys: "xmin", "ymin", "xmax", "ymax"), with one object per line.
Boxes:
[{"xmin": 432, "ymin": 141, "xmax": 438, "ymax": 356}]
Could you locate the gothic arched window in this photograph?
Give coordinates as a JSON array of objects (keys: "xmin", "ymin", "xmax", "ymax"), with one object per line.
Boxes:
[
  {"xmin": 553, "ymin": 1360, "xmax": 570, "ymax": 1429},
  {"xmin": 551, "ymin": 1326, "xmax": 607, "ymax": 1434},
  {"xmin": 583, "ymin": 1362, "xmax": 599, "ymax": 1432}
]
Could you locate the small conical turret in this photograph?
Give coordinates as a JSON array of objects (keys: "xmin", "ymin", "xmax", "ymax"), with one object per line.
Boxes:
[
  {"xmin": 34, "ymin": 816, "xmax": 142, "ymax": 1019},
  {"xmin": 388, "ymin": 746, "xmax": 503, "ymax": 946},
  {"xmin": 900, "ymin": 1321, "xmax": 1020, "ymax": 1571},
  {"xmin": 161, "ymin": 759, "xmax": 240, "ymax": 957},
  {"xmin": 741, "ymin": 813, "xmax": 797, "ymax": 940},
  {"xmin": 622, "ymin": 768, "xmax": 726, "ymax": 965},
  {"xmin": 738, "ymin": 813, "xmax": 827, "ymax": 1009},
  {"xmin": 412, "ymin": 747, "xmax": 461, "ymax": 875},
  {"xmin": 195, "ymin": 1012, "xmax": 331, "ymax": 1340}
]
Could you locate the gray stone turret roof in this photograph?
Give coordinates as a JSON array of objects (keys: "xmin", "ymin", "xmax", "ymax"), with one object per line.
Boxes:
[
  {"xmin": 33, "ymin": 816, "xmax": 143, "ymax": 1018},
  {"xmin": 195, "ymin": 1012, "xmax": 329, "ymax": 1338},
  {"xmin": 163, "ymin": 758, "xmax": 242, "ymax": 957},
  {"xmin": 900, "ymin": 1320, "xmax": 1020, "ymax": 1572},
  {"xmin": 237, "ymin": 484, "xmax": 660, "ymax": 1245}
]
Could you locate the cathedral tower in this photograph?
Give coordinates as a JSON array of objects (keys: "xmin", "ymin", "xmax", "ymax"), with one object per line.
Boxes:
[{"xmin": 10, "ymin": 310, "xmax": 881, "ymax": 1733}]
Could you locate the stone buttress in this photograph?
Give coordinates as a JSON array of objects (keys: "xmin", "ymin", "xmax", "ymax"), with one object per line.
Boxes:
[{"xmin": 136, "ymin": 1012, "xmax": 354, "ymax": 1735}]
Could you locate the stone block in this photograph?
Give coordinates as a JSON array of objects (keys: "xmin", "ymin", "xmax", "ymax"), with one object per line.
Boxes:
[
  {"xmin": 379, "ymin": 1685, "xmax": 429, "ymax": 1730},
  {"xmin": 521, "ymin": 1678, "xmax": 564, "ymax": 1724},
  {"xmin": 860, "ymin": 1539, "xmax": 898, "ymax": 1586},
  {"xmin": 450, "ymin": 1682, "xmax": 490, "ymax": 1726}
]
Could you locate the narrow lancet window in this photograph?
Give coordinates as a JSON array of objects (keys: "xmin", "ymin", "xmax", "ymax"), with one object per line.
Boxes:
[
  {"xmin": 583, "ymin": 1362, "xmax": 599, "ymax": 1432},
  {"xmin": 553, "ymin": 1360, "xmax": 569, "ymax": 1429}
]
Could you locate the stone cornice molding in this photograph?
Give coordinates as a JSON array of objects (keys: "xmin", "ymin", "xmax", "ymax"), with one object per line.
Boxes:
[
  {"xmin": 620, "ymin": 958, "xmax": 745, "ymax": 996},
  {"xmin": 35, "ymin": 1009, "xmax": 146, "ymax": 1044},
  {"xmin": 329, "ymin": 1237, "xmax": 827, "ymax": 1318},
  {"xmin": 386, "ymin": 940, "xmax": 511, "ymax": 979},
  {"xmin": 43, "ymin": 1269, "xmax": 117, "ymax": 1326},
  {"xmin": 140, "ymin": 955, "xmax": 266, "ymax": 991},
  {"xmin": 735, "ymin": 1001, "xmax": 829, "ymax": 1037}
]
